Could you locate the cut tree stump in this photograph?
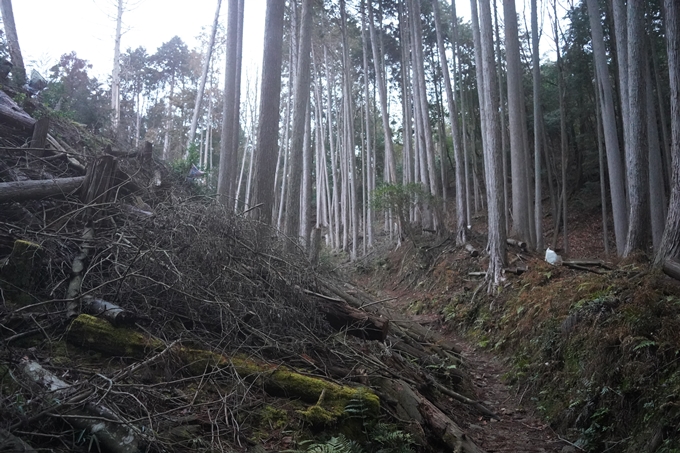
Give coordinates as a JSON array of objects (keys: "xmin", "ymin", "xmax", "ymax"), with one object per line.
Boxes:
[{"xmin": 29, "ymin": 117, "xmax": 49, "ymax": 148}]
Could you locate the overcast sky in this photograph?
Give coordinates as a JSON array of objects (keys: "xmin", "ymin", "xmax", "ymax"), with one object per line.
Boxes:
[
  {"xmin": 12, "ymin": 0, "xmax": 267, "ymax": 81},
  {"xmin": 11, "ymin": 0, "xmax": 557, "ymax": 86}
]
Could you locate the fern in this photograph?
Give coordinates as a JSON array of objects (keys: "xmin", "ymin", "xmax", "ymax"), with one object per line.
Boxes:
[{"xmin": 283, "ymin": 435, "xmax": 364, "ymax": 453}]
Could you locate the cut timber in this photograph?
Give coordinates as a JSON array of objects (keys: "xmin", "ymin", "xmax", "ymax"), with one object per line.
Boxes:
[
  {"xmin": 507, "ymin": 238, "xmax": 527, "ymax": 250},
  {"xmin": 0, "ymin": 177, "xmax": 84, "ymax": 203},
  {"xmin": 0, "ymin": 90, "xmax": 35, "ymax": 131},
  {"xmin": 372, "ymin": 377, "xmax": 484, "ymax": 453},
  {"xmin": 17, "ymin": 359, "xmax": 139, "ymax": 453},
  {"xmin": 309, "ymin": 291, "xmax": 388, "ymax": 341},
  {"xmin": 82, "ymin": 296, "xmax": 137, "ymax": 327},
  {"xmin": 465, "ymin": 243, "xmax": 479, "ymax": 257},
  {"xmin": 30, "ymin": 117, "xmax": 49, "ymax": 148},
  {"xmin": 663, "ymin": 258, "xmax": 680, "ymax": 281}
]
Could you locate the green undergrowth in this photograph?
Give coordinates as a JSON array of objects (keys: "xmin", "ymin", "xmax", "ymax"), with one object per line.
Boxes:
[{"xmin": 444, "ymin": 259, "xmax": 680, "ymax": 452}]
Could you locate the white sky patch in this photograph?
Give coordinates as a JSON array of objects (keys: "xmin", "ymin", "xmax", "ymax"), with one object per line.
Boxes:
[{"xmin": 13, "ymin": 0, "xmax": 266, "ymax": 83}]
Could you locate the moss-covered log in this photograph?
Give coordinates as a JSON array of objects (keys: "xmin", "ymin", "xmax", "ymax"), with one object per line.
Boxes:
[{"xmin": 67, "ymin": 315, "xmax": 379, "ymax": 422}]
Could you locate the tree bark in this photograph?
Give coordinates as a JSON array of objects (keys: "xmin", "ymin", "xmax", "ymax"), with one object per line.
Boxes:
[
  {"xmin": 217, "ymin": 0, "xmax": 243, "ymax": 208},
  {"xmin": 473, "ymin": 0, "xmax": 507, "ymax": 290},
  {"xmin": 655, "ymin": 0, "xmax": 680, "ymax": 265},
  {"xmin": 623, "ymin": 0, "xmax": 649, "ymax": 256},
  {"xmin": 251, "ymin": 0, "xmax": 284, "ymax": 231},
  {"xmin": 110, "ymin": 0, "xmax": 123, "ymax": 133},
  {"xmin": 284, "ymin": 0, "xmax": 313, "ymax": 250},
  {"xmin": 188, "ymin": 0, "xmax": 222, "ymax": 149},
  {"xmin": 433, "ymin": 0, "xmax": 466, "ymax": 245},
  {"xmin": 504, "ymin": 0, "xmax": 531, "ymax": 246},
  {"xmin": 0, "ymin": 177, "xmax": 84, "ymax": 203},
  {"xmin": 532, "ymin": 0, "xmax": 544, "ymax": 251},
  {"xmin": 0, "ymin": 0, "xmax": 25, "ymax": 86}
]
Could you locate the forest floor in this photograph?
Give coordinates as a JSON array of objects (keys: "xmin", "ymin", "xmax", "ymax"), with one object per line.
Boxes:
[{"xmin": 345, "ymin": 191, "xmax": 649, "ymax": 452}]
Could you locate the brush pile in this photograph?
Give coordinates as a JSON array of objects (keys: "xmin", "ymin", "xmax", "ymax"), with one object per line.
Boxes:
[{"xmin": 0, "ymin": 90, "xmax": 492, "ymax": 453}]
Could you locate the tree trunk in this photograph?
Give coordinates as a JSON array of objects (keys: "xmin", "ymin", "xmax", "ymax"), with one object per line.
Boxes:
[
  {"xmin": 554, "ymin": 0, "xmax": 569, "ymax": 255},
  {"xmin": 188, "ymin": 0, "xmax": 222, "ymax": 149},
  {"xmin": 532, "ymin": 0, "xmax": 544, "ymax": 251},
  {"xmin": 284, "ymin": 0, "xmax": 313, "ymax": 250},
  {"xmin": 0, "ymin": 0, "xmax": 25, "ymax": 86},
  {"xmin": 655, "ymin": 0, "xmax": 680, "ymax": 265},
  {"xmin": 473, "ymin": 0, "xmax": 507, "ymax": 290},
  {"xmin": 251, "ymin": 0, "xmax": 285, "ymax": 231},
  {"xmin": 504, "ymin": 0, "xmax": 531, "ymax": 246},
  {"xmin": 586, "ymin": 0, "xmax": 628, "ymax": 255},
  {"xmin": 646, "ymin": 60, "xmax": 666, "ymax": 252},
  {"xmin": 623, "ymin": 0, "xmax": 649, "ymax": 256},
  {"xmin": 433, "ymin": 0, "xmax": 466, "ymax": 245},
  {"xmin": 110, "ymin": 0, "xmax": 123, "ymax": 133},
  {"xmin": 367, "ymin": 1, "xmax": 397, "ymax": 184},
  {"xmin": 217, "ymin": 0, "xmax": 243, "ymax": 208}
]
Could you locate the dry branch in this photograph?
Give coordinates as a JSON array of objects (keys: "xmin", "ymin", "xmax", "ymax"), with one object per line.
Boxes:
[{"xmin": 17, "ymin": 359, "xmax": 139, "ymax": 453}]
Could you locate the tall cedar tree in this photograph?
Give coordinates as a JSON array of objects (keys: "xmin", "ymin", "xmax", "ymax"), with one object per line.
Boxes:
[{"xmin": 252, "ymin": 0, "xmax": 285, "ymax": 231}]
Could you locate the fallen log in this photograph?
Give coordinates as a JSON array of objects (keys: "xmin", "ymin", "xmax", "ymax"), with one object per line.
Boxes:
[
  {"xmin": 308, "ymin": 290, "xmax": 388, "ymax": 341},
  {"xmin": 372, "ymin": 377, "xmax": 484, "ymax": 453},
  {"xmin": 66, "ymin": 314, "xmax": 380, "ymax": 425},
  {"xmin": 0, "ymin": 90, "xmax": 36, "ymax": 131},
  {"xmin": 465, "ymin": 243, "xmax": 479, "ymax": 257},
  {"xmin": 507, "ymin": 238, "xmax": 527, "ymax": 250},
  {"xmin": 17, "ymin": 358, "xmax": 139, "ymax": 453},
  {"xmin": 0, "ymin": 177, "xmax": 84, "ymax": 203},
  {"xmin": 663, "ymin": 258, "xmax": 680, "ymax": 282},
  {"xmin": 82, "ymin": 296, "xmax": 138, "ymax": 327}
]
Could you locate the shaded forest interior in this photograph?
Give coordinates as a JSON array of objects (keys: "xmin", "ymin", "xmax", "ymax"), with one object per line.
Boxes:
[{"xmin": 2, "ymin": 0, "xmax": 680, "ymax": 452}]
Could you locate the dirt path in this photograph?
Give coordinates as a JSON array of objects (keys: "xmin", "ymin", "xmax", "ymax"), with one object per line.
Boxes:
[
  {"xmin": 450, "ymin": 334, "xmax": 567, "ymax": 452},
  {"xmin": 373, "ymin": 286, "xmax": 569, "ymax": 453}
]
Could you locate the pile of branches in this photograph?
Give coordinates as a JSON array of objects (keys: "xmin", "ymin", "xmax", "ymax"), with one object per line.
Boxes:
[{"xmin": 0, "ymin": 90, "xmax": 491, "ymax": 453}]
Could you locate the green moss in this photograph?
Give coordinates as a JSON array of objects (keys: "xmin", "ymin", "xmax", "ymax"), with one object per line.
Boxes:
[
  {"xmin": 298, "ymin": 404, "xmax": 335, "ymax": 427},
  {"xmin": 67, "ymin": 314, "xmax": 163, "ymax": 358}
]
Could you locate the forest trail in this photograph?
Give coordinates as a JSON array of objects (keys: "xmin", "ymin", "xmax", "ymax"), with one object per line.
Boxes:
[{"xmin": 359, "ymin": 282, "xmax": 568, "ymax": 452}]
